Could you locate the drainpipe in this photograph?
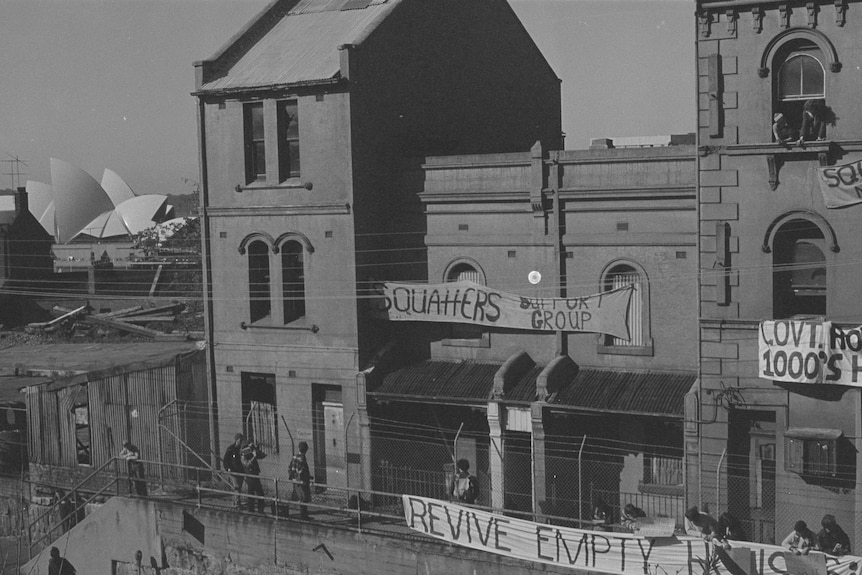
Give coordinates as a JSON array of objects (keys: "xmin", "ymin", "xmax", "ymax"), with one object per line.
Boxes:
[
  {"xmin": 578, "ymin": 435, "xmax": 586, "ymax": 521},
  {"xmin": 197, "ymin": 95, "xmax": 219, "ymax": 470},
  {"xmin": 693, "ymin": 4, "xmax": 705, "ymax": 511},
  {"xmin": 715, "ymin": 448, "xmax": 727, "ymax": 513}
]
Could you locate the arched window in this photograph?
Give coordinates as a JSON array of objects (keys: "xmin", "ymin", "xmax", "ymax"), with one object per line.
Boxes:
[
  {"xmin": 779, "ymin": 50, "xmax": 825, "ymax": 101},
  {"xmin": 248, "ymin": 240, "xmax": 271, "ymax": 323},
  {"xmin": 604, "ymin": 265, "xmax": 643, "ymax": 347},
  {"xmin": 773, "ymin": 41, "xmax": 826, "ymax": 138},
  {"xmin": 773, "ymin": 219, "xmax": 826, "ymax": 318},
  {"xmin": 598, "ymin": 261, "xmax": 653, "ymax": 355},
  {"xmin": 447, "ymin": 263, "xmax": 484, "ymax": 341},
  {"xmin": 281, "ymin": 240, "xmax": 306, "ymax": 324}
]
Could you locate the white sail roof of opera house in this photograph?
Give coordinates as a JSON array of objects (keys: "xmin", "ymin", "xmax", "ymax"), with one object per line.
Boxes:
[{"xmin": 25, "ymin": 158, "xmax": 174, "ymax": 243}]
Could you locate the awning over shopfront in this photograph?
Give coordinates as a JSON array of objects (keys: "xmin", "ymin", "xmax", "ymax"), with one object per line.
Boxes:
[
  {"xmin": 369, "ymin": 359, "xmax": 695, "ymax": 418},
  {"xmin": 550, "ymin": 368, "xmax": 696, "ymax": 418},
  {"xmin": 369, "ymin": 360, "xmax": 502, "ymax": 404}
]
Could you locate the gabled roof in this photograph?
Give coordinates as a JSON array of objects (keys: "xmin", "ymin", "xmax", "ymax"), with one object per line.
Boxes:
[{"xmin": 196, "ymin": 0, "xmax": 400, "ymax": 93}]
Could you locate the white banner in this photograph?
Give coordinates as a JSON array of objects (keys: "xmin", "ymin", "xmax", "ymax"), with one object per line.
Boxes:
[
  {"xmin": 374, "ymin": 280, "xmax": 633, "ymax": 340},
  {"xmin": 759, "ymin": 320, "xmax": 862, "ymax": 386},
  {"xmin": 402, "ymin": 495, "xmax": 858, "ymax": 575},
  {"xmin": 818, "ymin": 160, "xmax": 862, "ymax": 208}
]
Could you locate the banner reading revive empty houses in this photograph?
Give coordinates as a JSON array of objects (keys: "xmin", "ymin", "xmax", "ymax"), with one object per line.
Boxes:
[
  {"xmin": 402, "ymin": 495, "xmax": 857, "ymax": 575},
  {"xmin": 817, "ymin": 159, "xmax": 862, "ymax": 208},
  {"xmin": 374, "ymin": 280, "xmax": 633, "ymax": 340},
  {"xmin": 759, "ymin": 320, "xmax": 862, "ymax": 386}
]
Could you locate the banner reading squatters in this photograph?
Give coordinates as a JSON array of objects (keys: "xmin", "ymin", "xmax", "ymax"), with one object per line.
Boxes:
[
  {"xmin": 403, "ymin": 495, "xmax": 858, "ymax": 575},
  {"xmin": 817, "ymin": 159, "xmax": 862, "ymax": 208},
  {"xmin": 374, "ymin": 280, "xmax": 633, "ymax": 340},
  {"xmin": 759, "ymin": 320, "xmax": 862, "ymax": 386}
]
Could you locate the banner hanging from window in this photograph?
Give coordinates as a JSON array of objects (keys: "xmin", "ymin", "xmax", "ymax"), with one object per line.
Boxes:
[
  {"xmin": 817, "ymin": 160, "xmax": 862, "ymax": 208},
  {"xmin": 373, "ymin": 280, "xmax": 632, "ymax": 340},
  {"xmin": 759, "ymin": 320, "xmax": 862, "ymax": 386},
  {"xmin": 402, "ymin": 495, "xmax": 853, "ymax": 575}
]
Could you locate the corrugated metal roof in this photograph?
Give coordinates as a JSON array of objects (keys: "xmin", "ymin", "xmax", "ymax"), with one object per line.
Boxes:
[
  {"xmin": 505, "ymin": 365, "xmax": 543, "ymax": 403},
  {"xmin": 551, "ymin": 369, "xmax": 696, "ymax": 418},
  {"xmin": 200, "ymin": 0, "xmax": 396, "ymax": 92},
  {"xmin": 371, "ymin": 360, "xmax": 500, "ymax": 403},
  {"xmin": 0, "ymin": 342, "xmax": 202, "ymax": 378}
]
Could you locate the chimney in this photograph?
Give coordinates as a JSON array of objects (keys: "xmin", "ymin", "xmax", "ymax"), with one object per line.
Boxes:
[
  {"xmin": 15, "ymin": 186, "xmax": 28, "ymax": 215},
  {"xmin": 590, "ymin": 138, "xmax": 615, "ymax": 150}
]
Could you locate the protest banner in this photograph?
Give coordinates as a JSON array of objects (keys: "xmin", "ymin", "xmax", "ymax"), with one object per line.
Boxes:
[
  {"xmin": 402, "ymin": 495, "xmax": 857, "ymax": 575},
  {"xmin": 759, "ymin": 320, "xmax": 862, "ymax": 386},
  {"xmin": 818, "ymin": 160, "xmax": 862, "ymax": 208},
  {"xmin": 374, "ymin": 280, "xmax": 633, "ymax": 340}
]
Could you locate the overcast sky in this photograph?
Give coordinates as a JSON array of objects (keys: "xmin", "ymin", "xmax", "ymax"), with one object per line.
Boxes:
[{"xmin": 0, "ymin": 0, "xmax": 695, "ymax": 196}]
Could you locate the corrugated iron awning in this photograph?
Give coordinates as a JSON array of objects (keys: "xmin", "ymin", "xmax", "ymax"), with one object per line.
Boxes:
[
  {"xmin": 785, "ymin": 427, "xmax": 843, "ymax": 440},
  {"xmin": 370, "ymin": 360, "xmax": 500, "ymax": 404},
  {"xmin": 551, "ymin": 368, "xmax": 696, "ymax": 418},
  {"xmin": 505, "ymin": 365, "xmax": 543, "ymax": 403}
]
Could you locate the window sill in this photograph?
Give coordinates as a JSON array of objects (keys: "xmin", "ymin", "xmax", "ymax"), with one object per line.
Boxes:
[
  {"xmin": 235, "ymin": 179, "xmax": 312, "ymax": 193},
  {"xmin": 596, "ymin": 339, "xmax": 654, "ymax": 356},
  {"xmin": 442, "ymin": 333, "xmax": 491, "ymax": 348},
  {"xmin": 240, "ymin": 320, "xmax": 319, "ymax": 333}
]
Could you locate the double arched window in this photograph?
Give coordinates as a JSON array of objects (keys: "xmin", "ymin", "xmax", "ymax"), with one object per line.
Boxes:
[{"xmin": 240, "ymin": 232, "xmax": 312, "ymax": 325}]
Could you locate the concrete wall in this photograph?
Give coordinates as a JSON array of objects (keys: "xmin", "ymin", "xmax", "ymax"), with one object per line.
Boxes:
[{"xmin": 24, "ymin": 497, "xmax": 596, "ymax": 575}]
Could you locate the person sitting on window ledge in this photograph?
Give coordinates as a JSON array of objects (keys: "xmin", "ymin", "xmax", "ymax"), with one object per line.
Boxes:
[
  {"xmin": 797, "ymin": 99, "xmax": 830, "ymax": 144},
  {"xmin": 773, "ymin": 113, "xmax": 798, "ymax": 144}
]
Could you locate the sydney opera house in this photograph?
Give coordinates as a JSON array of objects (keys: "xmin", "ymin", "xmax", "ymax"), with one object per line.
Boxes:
[{"xmin": 26, "ymin": 159, "xmax": 176, "ymax": 270}]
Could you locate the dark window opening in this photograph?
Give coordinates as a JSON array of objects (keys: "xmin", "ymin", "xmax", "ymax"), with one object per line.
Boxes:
[
  {"xmin": 244, "ymin": 103, "xmax": 266, "ymax": 183},
  {"xmin": 278, "ymin": 101, "xmax": 300, "ymax": 180},
  {"xmin": 282, "ymin": 240, "xmax": 306, "ymax": 324},
  {"xmin": 73, "ymin": 404, "xmax": 91, "ymax": 466},
  {"xmin": 773, "ymin": 219, "xmax": 826, "ymax": 319},
  {"xmin": 241, "ymin": 372, "xmax": 278, "ymax": 453},
  {"xmin": 248, "ymin": 240, "xmax": 271, "ymax": 322}
]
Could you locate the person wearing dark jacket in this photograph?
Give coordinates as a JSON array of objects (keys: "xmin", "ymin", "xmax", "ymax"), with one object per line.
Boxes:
[
  {"xmin": 818, "ymin": 514, "xmax": 851, "ymax": 556},
  {"xmin": 241, "ymin": 443, "xmax": 267, "ymax": 513},
  {"xmin": 223, "ymin": 433, "xmax": 246, "ymax": 508},
  {"xmin": 48, "ymin": 547, "xmax": 76, "ymax": 575}
]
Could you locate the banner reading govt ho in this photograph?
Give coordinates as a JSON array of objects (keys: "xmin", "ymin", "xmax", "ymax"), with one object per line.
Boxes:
[
  {"xmin": 759, "ymin": 320, "xmax": 862, "ymax": 385},
  {"xmin": 402, "ymin": 495, "xmax": 858, "ymax": 575},
  {"xmin": 374, "ymin": 280, "xmax": 633, "ymax": 340}
]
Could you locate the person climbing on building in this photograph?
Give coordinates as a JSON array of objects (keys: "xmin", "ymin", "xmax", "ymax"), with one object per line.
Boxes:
[{"xmin": 772, "ymin": 112, "xmax": 798, "ymax": 144}]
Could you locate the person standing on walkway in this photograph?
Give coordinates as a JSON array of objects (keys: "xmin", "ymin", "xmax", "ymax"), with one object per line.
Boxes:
[
  {"xmin": 241, "ymin": 443, "xmax": 267, "ymax": 513},
  {"xmin": 288, "ymin": 441, "xmax": 312, "ymax": 520},
  {"xmin": 223, "ymin": 433, "xmax": 246, "ymax": 508},
  {"xmin": 119, "ymin": 441, "xmax": 147, "ymax": 496}
]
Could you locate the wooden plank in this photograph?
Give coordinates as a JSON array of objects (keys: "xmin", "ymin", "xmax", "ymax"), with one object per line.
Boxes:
[{"xmin": 85, "ymin": 315, "xmax": 164, "ymax": 339}]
